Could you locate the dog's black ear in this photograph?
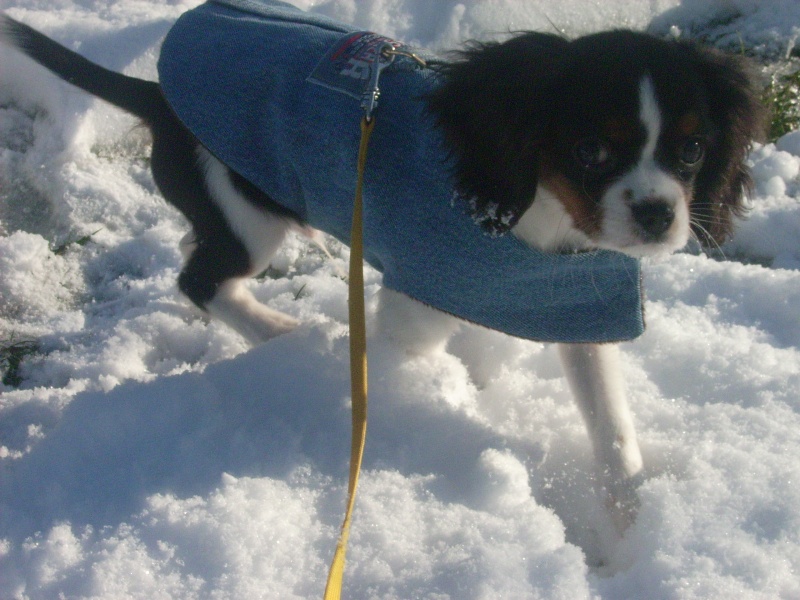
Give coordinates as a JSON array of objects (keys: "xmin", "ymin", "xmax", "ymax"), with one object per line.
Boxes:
[
  {"xmin": 427, "ymin": 33, "xmax": 569, "ymax": 234},
  {"xmin": 686, "ymin": 44, "xmax": 766, "ymax": 247}
]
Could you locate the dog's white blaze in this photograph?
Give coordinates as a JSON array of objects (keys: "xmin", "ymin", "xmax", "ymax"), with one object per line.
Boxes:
[
  {"xmin": 639, "ymin": 76, "xmax": 661, "ymax": 162},
  {"xmin": 597, "ymin": 76, "xmax": 690, "ymax": 257},
  {"xmin": 196, "ymin": 146, "xmax": 290, "ymax": 274}
]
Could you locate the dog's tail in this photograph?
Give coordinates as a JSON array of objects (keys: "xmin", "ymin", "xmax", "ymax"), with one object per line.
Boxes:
[{"xmin": 1, "ymin": 15, "xmax": 165, "ymax": 121}]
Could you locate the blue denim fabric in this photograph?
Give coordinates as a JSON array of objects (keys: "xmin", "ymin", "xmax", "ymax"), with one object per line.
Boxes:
[{"xmin": 158, "ymin": 0, "xmax": 645, "ymax": 343}]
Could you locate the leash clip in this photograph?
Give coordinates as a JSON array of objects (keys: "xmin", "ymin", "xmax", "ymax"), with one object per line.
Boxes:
[{"xmin": 361, "ymin": 42, "xmax": 396, "ymax": 121}]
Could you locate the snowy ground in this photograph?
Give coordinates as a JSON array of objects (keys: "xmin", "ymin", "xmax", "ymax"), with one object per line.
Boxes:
[{"xmin": 1, "ymin": 1, "xmax": 800, "ymax": 598}]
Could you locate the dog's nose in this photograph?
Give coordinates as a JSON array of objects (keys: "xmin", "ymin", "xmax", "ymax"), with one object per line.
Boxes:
[{"xmin": 631, "ymin": 200, "xmax": 675, "ymax": 239}]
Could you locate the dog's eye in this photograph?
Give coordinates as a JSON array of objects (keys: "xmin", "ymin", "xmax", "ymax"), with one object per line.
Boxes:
[
  {"xmin": 679, "ymin": 137, "xmax": 705, "ymax": 166},
  {"xmin": 573, "ymin": 138, "xmax": 615, "ymax": 173}
]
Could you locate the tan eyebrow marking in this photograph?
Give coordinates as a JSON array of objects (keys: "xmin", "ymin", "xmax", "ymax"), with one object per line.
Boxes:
[
  {"xmin": 602, "ymin": 118, "xmax": 638, "ymax": 145},
  {"xmin": 677, "ymin": 112, "xmax": 701, "ymax": 137},
  {"xmin": 538, "ymin": 152, "xmax": 603, "ymax": 237}
]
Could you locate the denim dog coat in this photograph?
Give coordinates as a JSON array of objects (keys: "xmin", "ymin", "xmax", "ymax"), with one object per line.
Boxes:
[{"xmin": 158, "ymin": 0, "xmax": 645, "ymax": 343}]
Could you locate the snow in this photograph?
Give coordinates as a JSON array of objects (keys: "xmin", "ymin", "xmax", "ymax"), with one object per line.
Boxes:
[
  {"xmin": 1, "ymin": 0, "xmax": 799, "ymax": 598},
  {"xmin": 650, "ymin": 0, "xmax": 800, "ymax": 58}
]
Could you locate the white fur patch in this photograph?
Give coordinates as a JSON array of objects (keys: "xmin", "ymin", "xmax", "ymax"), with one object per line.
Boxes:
[
  {"xmin": 196, "ymin": 147, "xmax": 290, "ymax": 274},
  {"xmin": 512, "ymin": 184, "xmax": 592, "ymax": 252}
]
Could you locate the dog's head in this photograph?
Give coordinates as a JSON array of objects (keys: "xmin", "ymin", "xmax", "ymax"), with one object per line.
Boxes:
[{"xmin": 427, "ymin": 30, "xmax": 765, "ymax": 257}]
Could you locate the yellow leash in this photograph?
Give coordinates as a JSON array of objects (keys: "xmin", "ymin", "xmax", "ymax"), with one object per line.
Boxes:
[
  {"xmin": 323, "ymin": 116, "xmax": 375, "ymax": 600},
  {"xmin": 323, "ymin": 44, "xmax": 424, "ymax": 599}
]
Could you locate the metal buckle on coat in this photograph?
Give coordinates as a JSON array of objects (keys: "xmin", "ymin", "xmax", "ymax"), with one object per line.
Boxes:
[
  {"xmin": 361, "ymin": 42, "xmax": 395, "ymax": 121},
  {"xmin": 361, "ymin": 43, "xmax": 427, "ymax": 120}
]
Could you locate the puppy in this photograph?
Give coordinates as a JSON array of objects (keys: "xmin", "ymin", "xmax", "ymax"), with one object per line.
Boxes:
[{"xmin": 0, "ymin": 0, "xmax": 763, "ymax": 532}]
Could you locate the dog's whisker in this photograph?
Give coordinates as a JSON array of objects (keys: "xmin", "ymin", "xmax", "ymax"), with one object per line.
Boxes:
[{"xmin": 689, "ymin": 217, "xmax": 728, "ymax": 258}]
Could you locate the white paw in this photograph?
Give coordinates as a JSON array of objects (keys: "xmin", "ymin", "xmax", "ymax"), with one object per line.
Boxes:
[
  {"xmin": 236, "ymin": 308, "xmax": 299, "ymax": 346},
  {"xmin": 604, "ymin": 473, "xmax": 643, "ymax": 534},
  {"xmin": 205, "ymin": 280, "xmax": 299, "ymax": 346}
]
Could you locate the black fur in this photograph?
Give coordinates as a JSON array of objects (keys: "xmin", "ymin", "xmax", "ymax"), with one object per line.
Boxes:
[
  {"xmin": 1, "ymin": 16, "xmax": 164, "ymax": 121},
  {"xmin": 684, "ymin": 45, "xmax": 766, "ymax": 245},
  {"xmin": 427, "ymin": 33, "xmax": 570, "ymax": 234}
]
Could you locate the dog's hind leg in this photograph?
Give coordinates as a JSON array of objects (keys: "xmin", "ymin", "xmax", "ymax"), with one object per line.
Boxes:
[
  {"xmin": 558, "ymin": 343, "xmax": 643, "ymax": 533},
  {"xmin": 177, "ymin": 229, "xmax": 298, "ymax": 345},
  {"xmin": 150, "ymin": 122, "xmax": 298, "ymax": 345}
]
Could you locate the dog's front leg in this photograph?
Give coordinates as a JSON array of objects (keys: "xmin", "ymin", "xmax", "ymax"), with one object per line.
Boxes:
[
  {"xmin": 557, "ymin": 343, "xmax": 643, "ymax": 533},
  {"xmin": 376, "ymin": 288, "xmax": 460, "ymax": 355}
]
